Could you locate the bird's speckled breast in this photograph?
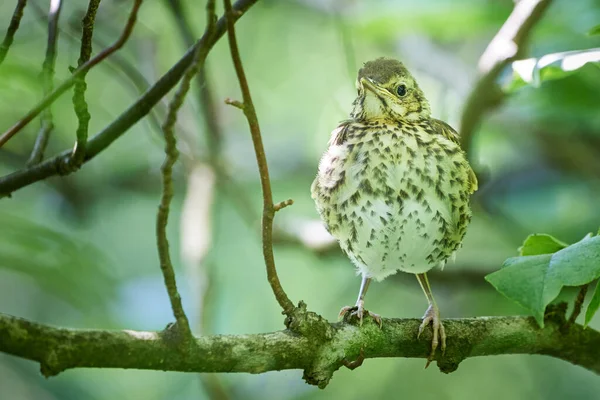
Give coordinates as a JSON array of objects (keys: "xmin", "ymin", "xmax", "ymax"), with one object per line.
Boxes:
[{"xmin": 313, "ymin": 120, "xmax": 472, "ymax": 280}]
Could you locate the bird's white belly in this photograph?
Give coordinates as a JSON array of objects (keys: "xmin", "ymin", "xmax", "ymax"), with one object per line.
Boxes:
[{"xmin": 340, "ymin": 186, "xmax": 450, "ymax": 281}]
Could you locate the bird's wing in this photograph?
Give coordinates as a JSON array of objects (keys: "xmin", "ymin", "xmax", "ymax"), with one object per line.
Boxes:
[
  {"xmin": 310, "ymin": 176, "xmax": 319, "ymax": 200},
  {"xmin": 328, "ymin": 120, "xmax": 351, "ymax": 146},
  {"xmin": 312, "ymin": 121, "xmax": 352, "ymax": 199},
  {"xmin": 431, "ymin": 118, "xmax": 478, "ymax": 194}
]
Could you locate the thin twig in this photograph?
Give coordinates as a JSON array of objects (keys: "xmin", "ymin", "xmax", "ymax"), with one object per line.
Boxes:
[
  {"xmin": 27, "ymin": 0, "xmax": 63, "ymax": 166},
  {"xmin": 341, "ymin": 348, "xmax": 365, "ymax": 370},
  {"xmin": 0, "ymin": 0, "xmax": 144, "ymax": 149},
  {"xmin": 155, "ymin": 0, "xmax": 219, "ymax": 342},
  {"xmin": 0, "ymin": 0, "xmax": 27, "ymax": 65},
  {"xmin": 224, "ymin": 98, "xmax": 244, "ymax": 109},
  {"xmin": 223, "ymin": 0, "xmax": 295, "ymax": 315},
  {"xmin": 165, "ymin": 0, "xmax": 222, "ymax": 160},
  {"xmin": 165, "ymin": 8, "xmax": 260, "ymax": 238},
  {"xmin": 0, "ymin": 0, "xmax": 258, "ymax": 198},
  {"xmin": 165, "ymin": 0, "xmax": 258, "ymax": 228},
  {"xmin": 26, "ymin": 0, "xmax": 166, "ymax": 141},
  {"xmin": 459, "ymin": 0, "xmax": 553, "ymax": 159},
  {"xmin": 164, "ymin": 12, "xmax": 256, "ymax": 400},
  {"xmin": 274, "ymin": 199, "xmax": 294, "ymax": 212},
  {"xmin": 568, "ymin": 285, "xmax": 589, "ymax": 325},
  {"xmin": 68, "ymin": 0, "xmax": 102, "ymax": 168}
]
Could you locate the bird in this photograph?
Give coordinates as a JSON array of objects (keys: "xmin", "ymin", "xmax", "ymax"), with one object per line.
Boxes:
[{"xmin": 311, "ymin": 57, "xmax": 477, "ymax": 366}]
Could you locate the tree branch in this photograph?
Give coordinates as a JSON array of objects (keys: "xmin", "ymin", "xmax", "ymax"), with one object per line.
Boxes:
[
  {"xmin": 223, "ymin": 0, "xmax": 295, "ymax": 315},
  {"xmin": 0, "ymin": 0, "xmax": 143, "ymax": 149},
  {"xmin": 568, "ymin": 285, "xmax": 589, "ymax": 325},
  {"xmin": 154, "ymin": 0, "xmax": 220, "ymax": 343},
  {"xmin": 27, "ymin": 0, "xmax": 63, "ymax": 165},
  {"xmin": 164, "ymin": 3, "xmax": 241, "ymax": 397},
  {"xmin": 68, "ymin": 0, "xmax": 102, "ymax": 168},
  {"xmin": 459, "ymin": 0, "xmax": 553, "ymax": 158},
  {"xmin": 0, "ymin": 0, "xmax": 258, "ymax": 198},
  {"xmin": 165, "ymin": 0, "xmax": 258, "ymax": 228},
  {"xmin": 0, "ymin": 0, "xmax": 27, "ymax": 65},
  {"xmin": 164, "ymin": 0, "xmax": 222, "ymax": 161},
  {"xmin": 27, "ymin": 1, "xmax": 167, "ymax": 141},
  {"xmin": 1, "ymin": 304, "xmax": 599, "ymax": 388}
]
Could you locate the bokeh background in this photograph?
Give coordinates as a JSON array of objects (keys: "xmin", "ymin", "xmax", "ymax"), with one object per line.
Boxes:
[{"xmin": 1, "ymin": 0, "xmax": 600, "ymax": 399}]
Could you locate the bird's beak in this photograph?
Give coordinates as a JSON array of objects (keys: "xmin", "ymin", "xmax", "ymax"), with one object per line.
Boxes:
[{"xmin": 360, "ymin": 77, "xmax": 380, "ymax": 94}]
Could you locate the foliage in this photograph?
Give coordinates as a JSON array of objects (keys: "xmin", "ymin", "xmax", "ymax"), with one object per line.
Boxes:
[
  {"xmin": 486, "ymin": 232, "xmax": 600, "ymax": 327},
  {"xmin": 505, "ymin": 49, "xmax": 600, "ymax": 91}
]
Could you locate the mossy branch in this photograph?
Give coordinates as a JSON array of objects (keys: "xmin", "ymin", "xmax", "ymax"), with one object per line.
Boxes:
[
  {"xmin": 68, "ymin": 0, "xmax": 102, "ymax": 168},
  {"xmin": 154, "ymin": 0, "xmax": 219, "ymax": 343},
  {"xmin": 1, "ymin": 304, "xmax": 599, "ymax": 389},
  {"xmin": 0, "ymin": 0, "xmax": 27, "ymax": 65}
]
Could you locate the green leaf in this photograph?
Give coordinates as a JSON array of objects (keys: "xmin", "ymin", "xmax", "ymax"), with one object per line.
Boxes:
[
  {"xmin": 589, "ymin": 24, "xmax": 600, "ymax": 36},
  {"xmin": 485, "ymin": 254, "xmax": 553, "ymax": 325},
  {"xmin": 518, "ymin": 233, "xmax": 568, "ymax": 256},
  {"xmin": 486, "ymin": 235, "xmax": 600, "ymax": 327},
  {"xmin": 505, "ymin": 48, "xmax": 600, "ymax": 92},
  {"xmin": 585, "ymin": 282, "xmax": 600, "ymax": 327}
]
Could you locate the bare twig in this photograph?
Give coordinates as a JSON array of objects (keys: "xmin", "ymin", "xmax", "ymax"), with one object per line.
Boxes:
[
  {"xmin": 155, "ymin": 0, "xmax": 219, "ymax": 342},
  {"xmin": 164, "ymin": 0, "xmax": 221, "ymax": 347},
  {"xmin": 68, "ymin": 0, "xmax": 102, "ymax": 168},
  {"xmin": 0, "ymin": 0, "xmax": 258, "ymax": 198},
  {"xmin": 568, "ymin": 285, "xmax": 589, "ymax": 325},
  {"xmin": 0, "ymin": 0, "xmax": 27, "ymax": 65},
  {"xmin": 459, "ymin": 0, "xmax": 553, "ymax": 158},
  {"xmin": 224, "ymin": 98, "xmax": 244, "ymax": 109},
  {"xmin": 156, "ymin": 119, "xmax": 192, "ymax": 341},
  {"xmin": 164, "ymin": 0, "xmax": 222, "ymax": 159},
  {"xmin": 26, "ymin": 1, "xmax": 166, "ymax": 141},
  {"xmin": 0, "ymin": 0, "xmax": 144, "ymax": 149},
  {"xmin": 27, "ymin": 0, "xmax": 63, "ymax": 165},
  {"xmin": 165, "ymin": 0, "xmax": 258, "ymax": 228},
  {"xmin": 165, "ymin": 20, "xmax": 255, "ymax": 400},
  {"xmin": 341, "ymin": 348, "xmax": 365, "ymax": 370},
  {"xmin": 223, "ymin": 0, "xmax": 295, "ymax": 315},
  {"xmin": 274, "ymin": 199, "xmax": 294, "ymax": 212}
]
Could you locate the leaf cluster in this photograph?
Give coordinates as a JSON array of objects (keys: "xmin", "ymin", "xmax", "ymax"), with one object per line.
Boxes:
[{"xmin": 486, "ymin": 231, "xmax": 600, "ymax": 327}]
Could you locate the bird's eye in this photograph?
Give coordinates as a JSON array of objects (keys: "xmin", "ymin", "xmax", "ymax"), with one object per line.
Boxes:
[{"xmin": 396, "ymin": 84, "xmax": 407, "ymax": 97}]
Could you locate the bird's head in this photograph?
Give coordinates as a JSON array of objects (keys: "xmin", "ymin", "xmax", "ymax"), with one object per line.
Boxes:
[{"xmin": 350, "ymin": 58, "xmax": 431, "ymax": 122}]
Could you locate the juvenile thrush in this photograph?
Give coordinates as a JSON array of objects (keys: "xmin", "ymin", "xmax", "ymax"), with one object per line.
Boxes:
[{"xmin": 311, "ymin": 57, "xmax": 477, "ymax": 366}]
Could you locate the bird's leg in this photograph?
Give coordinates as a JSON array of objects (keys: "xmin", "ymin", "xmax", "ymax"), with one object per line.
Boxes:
[
  {"xmin": 339, "ymin": 275, "xmax": 382, "ymax": 327},
  {"xmin": 416, "ymin": 272, "xmax": 446, "ymax": 368}
]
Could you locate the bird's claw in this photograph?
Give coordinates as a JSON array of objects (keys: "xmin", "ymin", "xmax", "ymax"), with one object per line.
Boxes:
[
  {"xmin": 339, "ymin": 301, "xmax": 382, "ymax": 328},
  {"xmin": 418, "ymin": 304, "xmax": 446, "ymax": 368}
]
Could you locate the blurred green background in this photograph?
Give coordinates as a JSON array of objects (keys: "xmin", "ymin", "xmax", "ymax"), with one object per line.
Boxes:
[{"xmin": 1, "ymin": 0, "xmax": 600, "ymax": 399}]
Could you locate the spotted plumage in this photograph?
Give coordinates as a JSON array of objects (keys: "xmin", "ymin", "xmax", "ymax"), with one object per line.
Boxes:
[{"xmin": 311, "ymin": 57, "xmax": 477, "ymax": 365}]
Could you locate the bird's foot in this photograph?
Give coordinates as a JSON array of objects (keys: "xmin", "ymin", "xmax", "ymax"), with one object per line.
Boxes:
[
  {"xmin": 417, "ymin": 303, "xmax": 446, "ymax": 368},
  {"xmin": 339, "ymin": 300, "xmax": 382, "ymax": 328}
]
